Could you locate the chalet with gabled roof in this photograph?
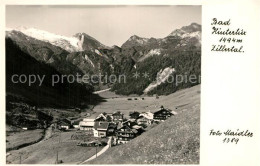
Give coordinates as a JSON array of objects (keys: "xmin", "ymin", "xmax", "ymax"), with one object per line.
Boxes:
[
  {"xmin": 137, "ymin": 116, "xmax": 153, "ymax": 127},
  {"xmin": 93, "ymin": 121, "xmax": 109, "ymax": 138},
  {"xmin": 72, "ymin": 120, "xmax": 81, "ymax": 129},
  {"xmin": 116, "ymin": 125, "xmax": 138, "ymax": 144},
  {"xmin": 153, "ymin": 106, "xmax": 173, "ymax": 121},
  {"xmin": 116, "ymin": 121, "xmax": 144, "ymax": 144},
  {"xmin": 129, "ymin": 111, "xmax": 140, "ymax": 119},
  {"xmin": 95, "ymin": 112, "xmax": 112, "ymax": 122},
  {"xmin": 112, "ymin": 111, "xmax": 124, "ymax": 123},
  {"xmin": 139, "ymin": 111, "xmax": 154, "ymax": 120},
  {"xmin": 57, "ymin": 118, "xmax": 71, "ymax": 130}
]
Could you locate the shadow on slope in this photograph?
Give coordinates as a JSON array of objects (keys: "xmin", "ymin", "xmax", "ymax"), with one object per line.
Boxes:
[{"xmin": 6, "ymin": 38, "xmax": 104, "ymax": 108}]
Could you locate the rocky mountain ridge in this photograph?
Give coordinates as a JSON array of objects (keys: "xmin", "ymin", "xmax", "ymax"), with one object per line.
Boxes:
[{"xmin": 6, "ymin": 22, "xmax": 201, "ymax": 95}]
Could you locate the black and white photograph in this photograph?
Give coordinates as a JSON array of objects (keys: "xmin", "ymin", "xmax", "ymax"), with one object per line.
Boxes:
[{"xmin": 5, "ymin": 5, "xmax": 201, "ymax": 164}]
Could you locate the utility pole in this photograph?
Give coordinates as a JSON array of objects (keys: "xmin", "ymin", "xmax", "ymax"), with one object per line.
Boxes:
[
  {"xmin": 96, "ymin": 144, "xmax": 97, "ymax": 158},
  {"xmin": 59, "ymin": 131, "xmax": 61, "ymax": 143},
  {"xmin": 55, "ymin": 151, "xmax": 59, "ymax": 164},
  {"xmin": 56, "ymin": 131, "xmax": 61, "ymax": 164}
]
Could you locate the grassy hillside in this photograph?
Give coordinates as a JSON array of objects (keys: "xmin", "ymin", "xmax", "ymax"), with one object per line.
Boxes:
[
  {"xmin": 6, "ymin": 130, "xmax": 104, "ymax": 164},
  {"xmin": 88, "ymin": 85, "xmax": 200, "ymax": 164},
  {"xmin": 6, "ymin": 129, "xmax": 45, "ymax": 152}
]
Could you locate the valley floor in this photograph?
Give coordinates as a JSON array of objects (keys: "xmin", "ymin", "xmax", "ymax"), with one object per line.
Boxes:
[
  {"xmin": 6, "ymin": 85, "xmax": 200, "ymax": 164},
  {"xmin": 93, "ymin": 85, "xmax": 200, "ymax": 118}
]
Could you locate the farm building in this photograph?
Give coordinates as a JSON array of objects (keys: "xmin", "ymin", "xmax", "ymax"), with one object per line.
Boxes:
[
  {"xmin": 153, "ymin": 106, "xmax": 173, "ymax": 121},
  {"xmin": 72, "ymin": 120, "xmax": 81, "ymax": 129},
  {"xmin": 116, "ymin": 125, "xmax": 137, "ymax": 144},
  {"xmin": 60, "ymin": 121, "xmax": 70, "ymax": 130},
  {"xmin": 129, "ymin": 111, "xmax": 140, "ymax": 119},
  {"xmin": 57, "ymin": 119, "xmax": 71, "ymax": 130},
  {"xmin": 112, "ymin": 111, "xmax": 124, "ymax": 122},
  {"xmin": 93, "ymin": 121, "xmax": 109, "ymax": 138},
  {"xmin": 95, "ymin": 112, "xmax": 113, "ymax": 122},
  {"xmin": 139, "ymin": 111, "xmax": 154, "ymax": 120},
  {"xmin": 107, "ymin": 123, "xmax": 117, "ymax": 136},
  {"xmin": 136, "ymin": 116, "xmax": 153, "ymax": 126},
  {"xmin": 116, "ymin": 122, "xmax": 143, "ymax": 144},
  {"xmin": 79, "ymin": 118, "xmax": 95, "ymax": 131}
]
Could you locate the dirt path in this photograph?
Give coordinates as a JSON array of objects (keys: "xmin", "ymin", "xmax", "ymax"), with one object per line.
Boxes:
[
  {"xmin": 40, "ymin": 126, "xmax": 53, "ymax": 142},
  {"xmin": 78, "ymin": 137, "xmax": 112, "ymax": 164},
  {"xmin": 93, "ymin": 88, "xmax": 111, "ymax": 94}
]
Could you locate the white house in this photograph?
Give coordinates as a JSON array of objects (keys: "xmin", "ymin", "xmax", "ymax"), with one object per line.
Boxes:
[
  {"xmin": 93, "ymin": 121, "xmax": 109, "ymax": 138},
  {"xmin": 60, "ymin": 125, "xmax": 69, "ymax": 130},
  {"xmin": 139, "ymin": 111, "xmax": 154, "ymax": 120},
  {"xmin": 60, "ymin": 121, "xmax": 70, "ymax": 130},
  {"xmin": 79, "ymin": 118, "xmax": 95, "ymax": 131},
  {"xmin": 72, "ymin": 120, "xmax": 80, "ymax": 129}
]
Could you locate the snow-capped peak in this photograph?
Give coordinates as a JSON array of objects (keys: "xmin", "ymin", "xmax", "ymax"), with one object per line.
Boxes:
[
  {"xmin": 9, "ymin": 27, "xmax": 83, "ymax": 52},
  {"xmin": 190, "ymin": 23, "xmax": 200, "ymax": 29},
  {"xmin": 182, "ymin": 31, "xmax": 201, "ymax": 41},
  {"xmin": 128, "ymin": 35, "xmax": 149, "ymax": 44},
  {"xmin": 168, "ymin": 29, "xmax": 186, "ymax": 37},
  {"xmin": 168, "ymin": 23, "xmax": 201, "ymax": 38}
]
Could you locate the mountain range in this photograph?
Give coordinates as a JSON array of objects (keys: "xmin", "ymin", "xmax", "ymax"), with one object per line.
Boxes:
[{"xmin": 6, "ymin": 23, "xmax": 201, "ymax": 100}]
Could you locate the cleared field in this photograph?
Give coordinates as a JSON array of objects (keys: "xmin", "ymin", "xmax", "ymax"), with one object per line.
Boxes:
[
  {"xmin": 6, "ymin": 129, "xmax": 44, "ymax": 151},
  {"xmin": 88, "ymin": 85, "xmax": 200, "ymax": 164},
  {"xmin": 93, "ymin": 85, "xmax": 200, "ymax": 117},
  {"xmin": 6, "ymin": 130, "xmax": 103, "ymax": 164}
]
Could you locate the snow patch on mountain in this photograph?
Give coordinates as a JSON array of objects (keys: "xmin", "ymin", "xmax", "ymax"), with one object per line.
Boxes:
[
  {"xmin": 95, "ymin": 49, "xmax": 102, "ymax": 56},
  {"xmin": 11, "ymin": 27, "xmax": 82, "ymax": 52},
  {"xmin": 182, "ymin": 31, "xmax": 201, "ymax": 40},
  {"xmin": 191, "ymin": 23, "xmax": 200, "ymax": 29},
  {"xmin": 143, "ymin": 67, "xmax": 175, "ymax": 94},
  {"xmin": 169, "ymin": 30, "xmax": 201, "ymax": 41},
  {"xmin": 168, "ymin": 29, "xmax": 186, "ymax": 37},
  {"xmin": 168, "ymin": 23, "xmax": 201, "ymax": 40},
  {"xmin": 136, "ymin": 38, "xmax": 149, "ymax": 45},
  {"xmin": 84, "ymin": 54, "xmax": 95, "ymax": 68},
  {"xmin": 78, "ymin": 34, "xmax": 84, "ymax": 51},
  {"xmin": 110, "ymin": 64, "xmax": 114, "ymax": 71},
  {"xmin": 138, "ymin": 49, "xmax": 161, "ymax": 62},
  {"xmin": 128, "ymin": 35, "xmax": 149, "ymax": 45}
]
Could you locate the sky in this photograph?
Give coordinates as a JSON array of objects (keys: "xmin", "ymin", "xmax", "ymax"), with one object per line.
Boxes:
[{"xmin": 6, "ymin": 5, "xmax": 201, "ymax": 46}]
